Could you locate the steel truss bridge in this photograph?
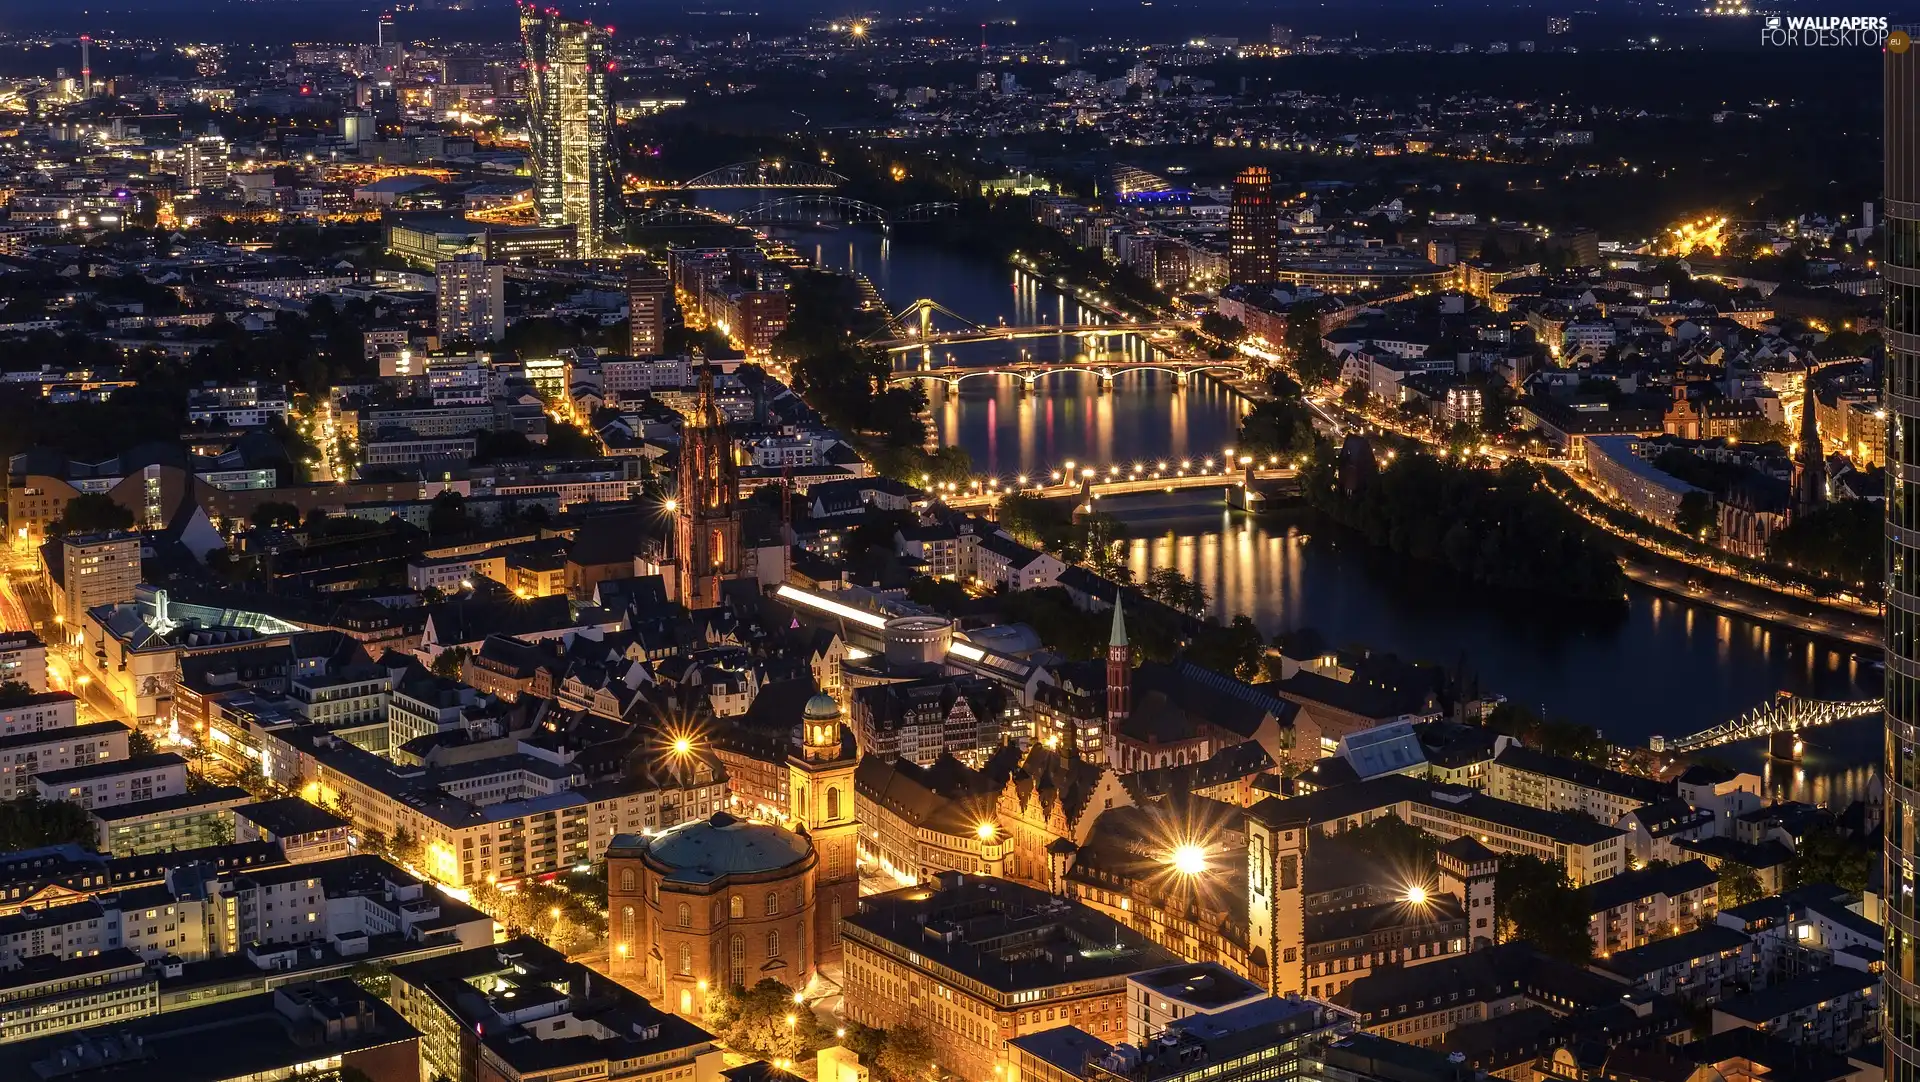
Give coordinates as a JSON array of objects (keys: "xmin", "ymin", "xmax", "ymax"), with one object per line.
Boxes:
[
  {"xmin": 889, "ymin": 358, "xmax": 1248, "ymax": 390},
  {"xmin": 631, "ymin": 196, "xmax": 959, "ymax": 230},
  {"xmin": 1658, "ymin": 695, "xmax": 1882, "ymax": 754}
]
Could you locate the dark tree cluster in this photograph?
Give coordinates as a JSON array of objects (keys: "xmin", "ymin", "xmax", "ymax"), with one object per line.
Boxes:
[{"xmin": 1307, "ymin": 453, "xmax": 1626, "ymax": 603}]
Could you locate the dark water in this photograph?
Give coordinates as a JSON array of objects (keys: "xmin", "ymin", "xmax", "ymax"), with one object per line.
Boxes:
[{"xmin": 767, "ymin": 222, "xmax": 1883, "ymax": 807}]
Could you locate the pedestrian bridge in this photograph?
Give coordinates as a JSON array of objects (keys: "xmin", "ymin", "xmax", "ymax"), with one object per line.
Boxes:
[
  {"xmin": 888, "ymin": 358, "xmax": 1248, "ymax": 390},
  {"xmin": 1654, "ymin": 694, "xmax": 1882, "ymax": 753},
  {"xmin": 871, "ymin": 321, "xmax": 1194, "ymax": 352},
  {"xmin": 942, "ymin": 465, "xmax": 1298, "ymax": 509}
]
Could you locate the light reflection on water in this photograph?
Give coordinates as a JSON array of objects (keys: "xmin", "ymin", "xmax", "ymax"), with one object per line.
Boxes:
[{"xmin": 757, "ymin": 221, "xmax": 1884, "ymax": 794}]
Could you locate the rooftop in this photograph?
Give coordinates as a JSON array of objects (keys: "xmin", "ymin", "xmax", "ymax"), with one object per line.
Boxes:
[
  {"xmin": 627, "ymin": 811, "xmax": 813, "ymax": 885},
  {"xmin": 844, "ymin": 874, "xmax": 1181, "ymax": 995},
  {"xmin": 0, "ymin": 979, "xmax": 414, "ymax": 1082}
]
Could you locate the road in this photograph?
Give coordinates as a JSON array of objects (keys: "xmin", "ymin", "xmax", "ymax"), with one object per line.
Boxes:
[{"xmin": 1622, "ymin": 559, "xmax": 1881, "ymax": 649}]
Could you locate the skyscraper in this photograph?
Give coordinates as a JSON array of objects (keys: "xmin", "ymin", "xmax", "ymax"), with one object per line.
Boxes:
[
  {"xmin": 436, "ymin": 254, "xmax": 506, "ymax": 344},
  {"xmin": 674, "ymin": 364, "xmax": 740, "ymax": 608},
  {"xmin": 521, "ymin": 4, "xmax": 618, "ymax": 255},
  {"xmin": 626, "ymin": 264, "xmax": 670, "ymax": 357},
  {"xmin": 1886, "ymin": 40, "xmax": 1917, "ymax": 1082},
  {"xmin": 1230, "ymin": 165, "xmax": 1279, "ymax": 285}
]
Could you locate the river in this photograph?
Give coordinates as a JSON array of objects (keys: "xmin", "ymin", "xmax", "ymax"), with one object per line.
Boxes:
[{"xmin": 766, "ymin": 222, "xmax": 1884, "ymax": 806}]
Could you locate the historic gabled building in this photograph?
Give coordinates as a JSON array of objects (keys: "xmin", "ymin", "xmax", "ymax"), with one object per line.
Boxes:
[{"xmin": 995, "ymin": 745, "xmax": 1132, "ymax": 890}]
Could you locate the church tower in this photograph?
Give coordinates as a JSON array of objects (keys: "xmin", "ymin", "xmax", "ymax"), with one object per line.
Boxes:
[
  {"xmin": 1104, "ymin": 597, "xmax": 1130, "ymax": 766},
  {"xmin": 675, "ymin": 363, "xmax": 742, "ymax": 608},
  {"xmin": 1792, "ymin": 372, "xmax": 1827, "ymax": 521},
  {"xmin": 790, "ymin": 692, "xmax": 859, "ymax": 966}
]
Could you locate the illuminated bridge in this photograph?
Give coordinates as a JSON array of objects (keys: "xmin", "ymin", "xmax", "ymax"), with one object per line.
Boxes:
[
  {"xmin": 888, "ymin": 357, "xmax": 1248, "ymax": 391},
  {"xmin": 941, "ymin": 463, "xmax": 1299, "ymax": 510},
  {"xmin": 631, "ymin": 197, "xmax": 959, "ymax": 229},
  {"xmin": 872, "ymin": 320, "xmax": 1196, "ymax": 352},
  {"xmin": 629, "ymin": 160, "xmax": 850, "ymax": 190},
  {"xmin": 1655, "ymin": 694, "xmax": 1882, "ymax": 754}
]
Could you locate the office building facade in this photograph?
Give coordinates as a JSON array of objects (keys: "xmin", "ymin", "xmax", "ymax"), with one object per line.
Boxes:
[
  {"xmin": 521, "ymin": 6, "xmax": 618, "ymax": 254},
  {"xmin": 1885, "ymin": 35, "xmax": 1920, "ymax": 1082}
]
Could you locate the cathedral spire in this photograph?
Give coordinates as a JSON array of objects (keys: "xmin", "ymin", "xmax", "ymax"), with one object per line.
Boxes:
[{"xmin": 1793, "ymin": 368, "xmax": 1827, "ymax": 520}]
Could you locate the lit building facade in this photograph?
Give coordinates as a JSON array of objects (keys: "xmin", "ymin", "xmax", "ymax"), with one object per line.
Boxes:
[
  {"xmin": 521, "ymin": 5, "xmax": 618, "ymax": 254},
  {"xmin": 607, "ymin": 812, "xmax": 821, "ymax": 1016},
  {"xmin": 435, "ymin": 254, "xmax": 506, "ymax": 344},
  {"xmin": 1229, "ymin": 166, "xmax": 1278, "ymax": 285},
  {"xmin": 628, "ymin": 265, "xmax": 671, "ymax": 357},
  {"xmin": 674, "ymin": 365, "xmax": 742, "ymax": 608},
  {"xmin": 1885, "ymin": 35, "xmax": 1920, "ymax": 1082}
]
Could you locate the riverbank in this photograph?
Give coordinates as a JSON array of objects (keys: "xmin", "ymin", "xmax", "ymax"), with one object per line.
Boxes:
[{"xmin": 1618, "ymin": 552, "xmax": 1882, "ymax": 651}]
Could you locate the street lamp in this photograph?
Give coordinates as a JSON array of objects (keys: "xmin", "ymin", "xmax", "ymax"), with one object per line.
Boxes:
[
  {"xmin": 1169, "ymin": 844, "xmax": 1206, "ymax": 876},
  {"xmin": 1402, "ymin": 885, "xmax": 1429, "ymax": 905}
]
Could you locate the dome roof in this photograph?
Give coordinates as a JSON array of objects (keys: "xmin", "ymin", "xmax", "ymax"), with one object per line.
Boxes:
[
  {"xmin": 648, "ymin": 811, "xmax": 812, "ymax": 884},
  {"xmin": 803, "ymin": 693, "xmax": 841, "ymax": 721}
]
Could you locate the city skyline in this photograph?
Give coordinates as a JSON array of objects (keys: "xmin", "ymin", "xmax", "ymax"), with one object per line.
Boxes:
[{"xmin": 0, "ymin": 8, "xmax": 1892, "ymax": 1082}]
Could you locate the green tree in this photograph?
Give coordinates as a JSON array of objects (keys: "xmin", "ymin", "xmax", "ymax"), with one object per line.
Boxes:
[
  {"xmin": 1141, "ymin": 566, "xmax": 1208, "ymax": 616},
  {"xmin": 388, "ymin": 827, "xmax": 425, "ymax": 871},
  {"xmin": 1733, "ymin": 418, "xmax": 1791, "ymax": 445},
  {"xmin": 127, "ymin": 730, "xmax": 159, "ymax": 757},
  {"xmin": 0, "ymin": 795, "xmax": 97, "ymax": 851},
  {"xmin": 1341, "ymin": 381, "xmax": 1370, "ymax": 409},
  {"xmin": 428, "ymin": 491, "xmax": 472, "ymax": 536},
  {"xmin": 1495, "ymin": 853, "xmax": 1592, "ymax": 964},
  {"xmin": 707, "ymin": 979, "xmax": 831, "ymax": 1062},
  {"xmin": 1199, "ymin": 312, "xmax": 1247, "ymax": 343},
  {"xmin": 54, "ymin": 493, "xmax": 135, "ymax": 535},
  {"xmin": 1236, "ymin": 398, "xmax": 1319, "ymax": 463},
  {"xmin": 874, "ymin": 1023, "xmax": 938, "ymax": 1082},
  {"xmin": 1785, "ymin": 824, "xmax": 1871, "ymax": 892},
  {"xmin": 1284, "ymin": 302, "xmax": 1341, "ymax": 387},
  {"xmin": 348, "ymin": 960, "xmax": 393, "ymax": 999},
  {"xmin": 1305, "ymin": 453, "xmax": 1625, "ymax": 604},
  {"xmin": 1718, "ymin": 862, "xmax": 1763, "ymax": 906},
  {"xmin": 431, "ymin": 646, "xmax": 471, "ymax": 681},
  {"xmin": 1767, "ymin": 499, "xmax": 1883, "ymax": 587},
  {"xmin": 0, "ymin": 680, "xmax": 36, "ymax": 708},
  {"xmin": 1187, "ymin": 615, "xmax": 1265, "ymax": 681},
  {"xmin": 1673, "ymin": 490, "xmax": 1718, "ymax": 543}
]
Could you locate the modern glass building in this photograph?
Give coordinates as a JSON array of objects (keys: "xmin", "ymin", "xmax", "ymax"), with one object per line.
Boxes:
[
  {"xmin": 1888, "ymin": 31, "xmax": 1920, "ymax": 1082},
  {"xmin": 520, "ymin": 5, "xmax": 618, "ymax": 254}
]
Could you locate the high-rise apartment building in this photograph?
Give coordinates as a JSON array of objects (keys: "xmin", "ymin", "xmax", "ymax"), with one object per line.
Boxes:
[
  {"xmin": 59, "ymin": 532, "xmax": 141, "ymax": 631},
  {"xmin": 1885, "ymin": 37, "xmax": 1919, "ymax": 1082},
  {"xmin": 435, "ymin": 253, "xmax": 505, "ymax": 344},
  {"xmin": 521, "ymin": 5, "xmax": 618, "ymax": 254},
  {"xmin": 627, "ymin": 264, "xmax": 670, "ymax": 357},
  {"xmin": 1229, "ymin": 166, "xmax": 1279, "ymax": 285},
  {"xmin": 180, "ymin": 134, "xmax": 229, "ymax": 193}
]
